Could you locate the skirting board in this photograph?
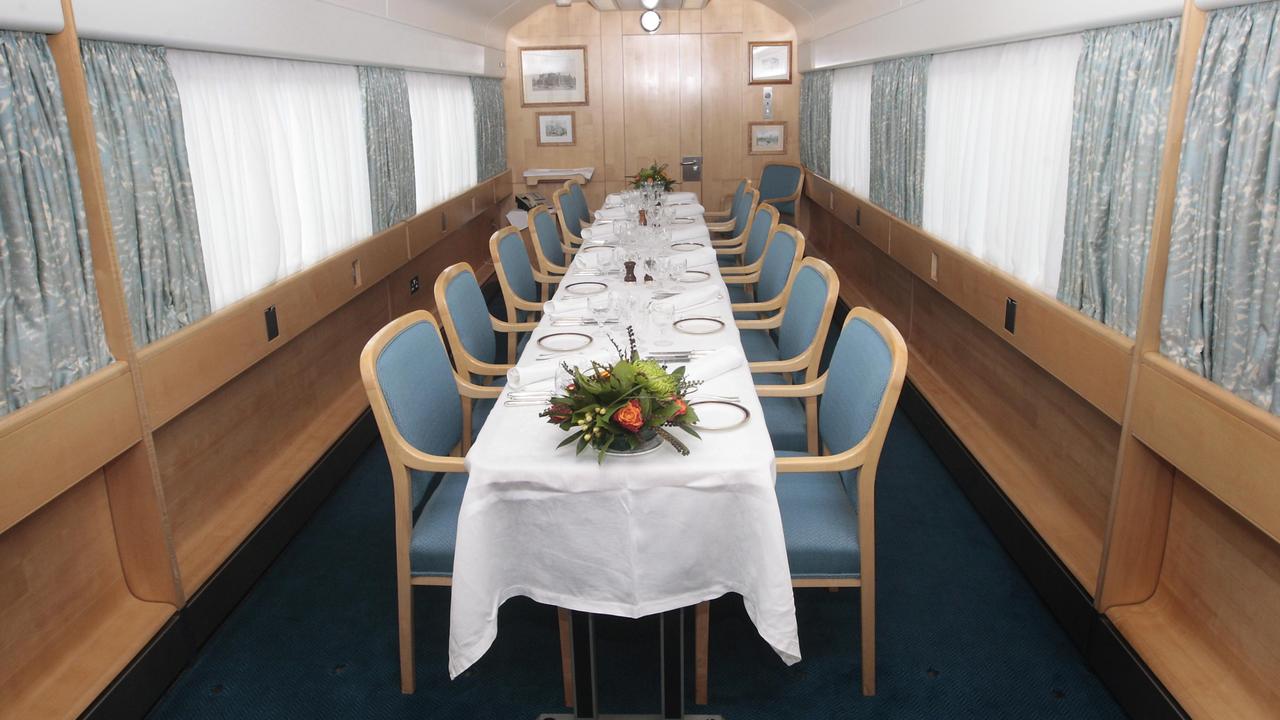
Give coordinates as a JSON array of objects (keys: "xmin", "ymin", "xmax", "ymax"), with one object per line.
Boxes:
[{"xmin": 899, "ymin": 378, "xmax": 1188, "ymax": 720}]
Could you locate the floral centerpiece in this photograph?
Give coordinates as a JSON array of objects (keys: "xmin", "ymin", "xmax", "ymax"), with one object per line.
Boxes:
[
  {"xmin": 631, "ymin": 161, "xmax": 675, "ymax": 191},
  {"xmin": 541, "ymin": 329, "xmax": 700, "ymax": 462}
]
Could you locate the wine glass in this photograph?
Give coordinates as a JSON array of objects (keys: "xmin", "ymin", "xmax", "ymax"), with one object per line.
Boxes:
[
  {"xmin": 649, "ymin": 300, "xmax": 675, "ymax": 347},
  {"xmin": 589, "ymin": 291, "xmax": 615, "ymax": 339},
  {"xmin": 666, "ymin": 257, "xmax": 687, "ymax": 288}
]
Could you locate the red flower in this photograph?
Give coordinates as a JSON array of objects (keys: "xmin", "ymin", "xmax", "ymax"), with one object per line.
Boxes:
[
  {"xmin": 547, "ymin": 403, "xmax": 572, "ymax": 424},
  {"xmin": 612, "ymin": 399, "xmax": 645, "ymax": 433},
  {"xmin": 671, "ymin": 397, "xmax": 687, "ymax": 417}
]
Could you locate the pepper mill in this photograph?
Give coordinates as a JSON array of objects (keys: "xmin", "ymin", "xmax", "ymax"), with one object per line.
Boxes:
[{"xmin": 623, "ymin": 260, "xmax": 637, "ymax": 283}]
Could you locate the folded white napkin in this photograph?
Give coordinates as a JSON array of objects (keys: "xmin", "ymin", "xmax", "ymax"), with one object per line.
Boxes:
[
  {"xmin": 544, "ymin": 296, "xmax": 591, "ymax": 316},
  {"xmin": 582, "ymin": 224, "xmax": 619, "ymax": 242},
  {"xmin": 669, "ymin": 224, "xmax": 709, "ymax": 242},
  {"xmin": 684, "ymin": 346, "xmax": 746, "ymax": 383},
  {"xmin": 665, "ymin": 286, "xmax": 720, "ymax": 312},
  {"xmin": 507, "ymin": 350, "xmax": 616, "ymax": 389},
  {"xmin": 665, "ymin": 192, "xmax": 699, "ymax": 204},
  {"xmin": 671, "ymin": 203, "xmax": 706, "ymax": 218},
  {"xmin": 595, "ymin": 206, "xmax": 629, "ymax": 220},
  {"xmin": 677, "ymin": 247, "xmax": 717, "ymax": 269}
]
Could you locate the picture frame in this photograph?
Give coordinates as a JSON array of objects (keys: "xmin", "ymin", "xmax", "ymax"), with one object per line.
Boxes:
[
  {"xmin": 520, "ymin": 45, "xmax": 589, "ymax": 107},
  {"xmin": 749, "ymin": 41, "xmax": 793, "ymax": 85},
  {"xmin": 748, "ymin": 121, "xmax": 787, "ymax": 155},
  {"xmin": 536, "ymin": 111, "xmax": 577, "ymax": 147}
]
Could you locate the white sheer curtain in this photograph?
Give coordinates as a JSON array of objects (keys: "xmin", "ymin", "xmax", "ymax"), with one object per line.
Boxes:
[
  {"xmin": 829, "ymin": 64, "xmax": 872, "ymax": 197},
  {"xmin": 405, "ymin": 71, "xmax": 477, "ymax": 212},
  {"xmin": 168, "ymin": 50, "xmax": 372, "ymax": 310},
  {"xmin": 921, "ymin": 34, "xmax": 1083, "ymax": 295}
]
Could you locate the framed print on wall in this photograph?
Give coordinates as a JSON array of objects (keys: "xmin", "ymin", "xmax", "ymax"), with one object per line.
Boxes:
[
  {"xmin": 749, "ymin": 41, "xmax": 793, "ymax": 85},
  {"xmin": 536, "ymin": 112, "xmax": 576, "ymax": 146},
  {"xmin": 520, "ymin": 46, "xmax": 589, "ymax": 106},
  {"xmin": 748, "ymin": 121, "xmax": 787, "ymax": 155}
]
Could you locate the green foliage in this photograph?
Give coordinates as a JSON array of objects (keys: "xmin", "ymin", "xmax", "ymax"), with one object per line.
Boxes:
[{"xmin": 632, "ymin": 161, "xmax": 675, "ymax": 191}]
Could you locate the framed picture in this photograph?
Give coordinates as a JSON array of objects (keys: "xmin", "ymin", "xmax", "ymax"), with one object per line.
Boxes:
[
  {"xmin": 749, "ymin": 41, "xmax": 793, "ymax": 85},
  {"xmin": 536, "ymin": 112, "xmax": 576, "ymax": 146},
  {"xmin": 748, "ymin": 122, "xmax": 787, "ymax": 155},
  {"xmin": 520, "ymin": 46, "xmax": 589, "ymax": 106}
]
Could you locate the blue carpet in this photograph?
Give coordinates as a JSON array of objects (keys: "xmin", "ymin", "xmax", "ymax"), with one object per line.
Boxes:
[{"xmin": 148, "ymin": 412, "xmax": 1125, "ymax": 719}]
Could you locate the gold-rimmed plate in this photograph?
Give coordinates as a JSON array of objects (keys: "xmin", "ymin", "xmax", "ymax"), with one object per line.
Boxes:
[
  {"xmin": 689, "ymin": 400, "xmax": 750, "ymax": 431},
  {"xmin": 670, "ymin": 242, "xmax": 704, "ymax": 252},
  {"xmin": 673, "ymin": 317, "xmax": 725, "ymax": 335},
  {"xmin": 536, "ymin": 332, "xmax": 593, "ymax": 352},
  {"xmin": 563, "ymin": 281, "xmax": 609, "ymax": 296},
  {"xmin": 580, "ymin": 243, "xmax": 617, "ymax": 252},
  {"xmin": 678, "ymin": 270, "xmax": 711, "ymax": 283}
]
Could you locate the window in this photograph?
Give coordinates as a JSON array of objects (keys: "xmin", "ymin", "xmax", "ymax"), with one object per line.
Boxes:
[
  {"xmin": 168, "ymin": 50, "xmax": 372, "ymax": 310},
  {"xmin": 829, "ymin": 64, "xmax": 873, "ymax": 197},
  {"xmin": 922, "ymin": 35, "xmax": 1083, "ymax": 295},
  {"xmin": 405, "ymin": 71, "xmax": 478, "ymax": 212}
]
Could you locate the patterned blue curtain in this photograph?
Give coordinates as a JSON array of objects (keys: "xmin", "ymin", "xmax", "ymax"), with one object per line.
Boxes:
[
  {"xmin": 82, "ymin": 40, "xmax": 211, "ymax": 344},
  {"xmin": 0, "ymin": 32, "xmax": 112, "ymax": 415},
  {"xmin": 1058, "ymin": 19, "xmax": 1180, "ymax": 336},
  {"xmin": 471, "ymin": 76, "xmax": 507, "ymax": 181},
  {"xmin": 870, "ymin": 55, "xmax": 929, "ymax": 225},
  {"xmin": 358, "ymin": 66, "xmax": 416, "ymax": 231},
  {"xmin": 1161, "ymin": 1, "xmax": 1280, "ymax": 414},
  {"xmin": 800, "ymin": 70, "xmax": 832, "ymax": 177}
]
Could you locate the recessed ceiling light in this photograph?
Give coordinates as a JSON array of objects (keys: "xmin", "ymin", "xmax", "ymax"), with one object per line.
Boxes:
[
  {"xmin": 640, "ymin": 0, "xmax": 660, "ymax": 9},
  {"xmin": 640, "ymin": 9, "xmax": 661, "ymax": 33}
]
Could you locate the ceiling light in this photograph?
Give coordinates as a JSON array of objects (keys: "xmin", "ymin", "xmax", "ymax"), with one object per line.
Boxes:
[
  {"xmin": 640, "ymin": 0, "xmax": 660, "ymax": 9},
  {"xmin": 640, "ymin": 9, "xmax": 661, "ymax": 33}
]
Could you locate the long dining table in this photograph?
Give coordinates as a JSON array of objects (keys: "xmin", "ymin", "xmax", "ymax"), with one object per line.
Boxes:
[{"xmin": 451, "ymin": 195, "xmax": 800, "ymax": 719}]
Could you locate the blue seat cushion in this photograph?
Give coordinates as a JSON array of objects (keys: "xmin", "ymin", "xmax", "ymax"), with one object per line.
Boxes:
[
  {"xmin": 756, "ymin": 373, "xmax": 808, "ymax": 453},
  {"xmin": 410, "ymin": 472, "xmax": 468, "ymax": 577},
  {"xmin": 739, "ymin": 328, "xmax": 781, "ymax": 363},
  {"xmin": 727, "ymin": 284, "xmax": 752, "ymax": 304},
  {"xmin": 774, "ymin": 451, "xmax": 861, "ymax": 578}
]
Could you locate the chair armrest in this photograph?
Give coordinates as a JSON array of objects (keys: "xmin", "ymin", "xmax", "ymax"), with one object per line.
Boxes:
[
  {"xmin": 705, "ymin": 219, "xmax": 735, "ymax": 233},
  {"xmin": 737, "ymin": 313, "xmax": 783, "ymax": 330},
  {"xmin": 749, "ymin": 354, "xmax": 809, "ymax": 374},
  {"xmin": 400, "ymin": 448, "xmax": 468, "ymax": 474},
  {"xmin": 457, "ymin": 377, "xmax": 504, "ymax": 400},
  {"xmin": 731, "ymin": 295, "xmax": 783, "ymax": 313},
  {"xmin": 775, "ymin": 447, "xmax": 865, "ymax": 474},
  {"xmin": 492, "ymin": 318, "xmax": 540, "ymax": 333},
  {"xmin": 755, "ymin": 375, "xmax": 826, "ymax": 398}
]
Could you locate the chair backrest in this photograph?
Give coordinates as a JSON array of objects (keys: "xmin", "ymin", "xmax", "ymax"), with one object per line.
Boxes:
[
  {"xmin": 552, "ymin": 188, "xmax": 583, "ymax": 241},
  {"xmin": 529, "ymin": 204, "xmax": 566, "ymax": 270},
  {"xmin": 434, "ymin": 263, "xmax": 498, "ymax": 375},
  {"xmin": 490, "ymin": 227, "xmax": 540, "ymax": 323},
  {"xmin": 820, "ymin": 308, "xmax": 907, "ymax": 485},
  {"xmin": 361, "ymin": 312, "xmax": 463, "ymax": 466},
  {"xmin": 567, "ymin": 180, "xmax": 592, "ymax": 224},
  {"xmin": 759, "ymin": 163, "xmax": 804, "ymax": 214},
  {"xmin": 756, "ymin": 224, "xmax": 804, "ymax": 304},
  {"xmin": 777, "ymin": 255, "xmax": 838, "ymax": 381},
  {"xmin": 731, "ymin": 187, "xmax": 760, "ymax": 237},
  {"xmin": 743, "ymin": 204, "xmax": 780, "ymax": 267},
  {"xmin": 729, "ymin": 178, "xmax": 750, "ymax": 211}
]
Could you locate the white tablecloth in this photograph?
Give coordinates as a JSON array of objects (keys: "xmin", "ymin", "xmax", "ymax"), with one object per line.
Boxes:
[{"xmin": 449, "ymin": 212, "xmax": 800, "ymax": 678}]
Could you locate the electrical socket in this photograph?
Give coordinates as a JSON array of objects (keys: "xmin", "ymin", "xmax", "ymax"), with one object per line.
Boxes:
[{"xmin": 409, "ymin": 275, "xmax": 421, "ymax": 294}]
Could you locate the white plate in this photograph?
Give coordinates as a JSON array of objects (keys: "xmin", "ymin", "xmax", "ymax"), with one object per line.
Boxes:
[
  {"xmin": 689, "ymin": 401, "xmax": 750, "ymax": 431},
  {"xmin": 673, "ymin": 317, "xmax": 725, "ymax": 335},
  {"xmin": 537, "ymin": 332, "xmax": 593, "ymax": 352}
]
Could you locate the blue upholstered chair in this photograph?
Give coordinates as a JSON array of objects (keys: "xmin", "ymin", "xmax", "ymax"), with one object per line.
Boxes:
[
  {"xmin": 552, "ymin": 187, "xmax": 585, "ymax": 246},
  {"xmin": 758, "ymin": 162, "xmax": 805, "ymax": 217},
  {"xmin": 434, "ymin": 263, "xmax": 537, "ymax": 443},
  {"xmin": 360, "ymin": 311, "xmax": 574, "ymax": 697},
  {"xmin": 704, "ymin": 178, "xmax": 752, "ymax": 223},
  {"xmin": 707, "ymin": 187, "xmax": 759, "ymax": 250},
  {"xmin": 566, "ymin": 179, "xmax": 593, "ymax": 227},
  {"xmin": 696, "ymin": 308, "xmax": 908, "ymax": 699},
  {"xmin": 490, "ymin": 227, "xmax": 554, "ymax": 360},
  {"xmin": 718, "ymin": 203, "xmax": 779, "ymax": 273},
  {"xmin": 528, "ymin": 204, "xmax": 572, "ymax": 276},
  {"xmin": 736, "ymin": 253, "xmax": 838, "ymax": 454}
]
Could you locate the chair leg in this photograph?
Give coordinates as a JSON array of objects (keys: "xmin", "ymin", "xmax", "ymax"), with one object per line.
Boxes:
[
  {"xmin": 805, "ymin": 397, "xmax": 820, "ymax": 455},
  {"xmin": 397, "ymin": 578, "xmax": 415, "ymax": 693},
  {"xmin": 558, "ymin": 608, "xmax": 575, "ymax": 707},
  {"xmin": 695, "ymin": 601, "xmax": 710, "ymax": 705}
]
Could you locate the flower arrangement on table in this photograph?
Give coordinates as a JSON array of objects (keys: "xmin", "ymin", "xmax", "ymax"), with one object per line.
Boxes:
[
  {"xmin": 541, "ymin": 329, "xmax": 700, "ymax": 462},
  {"xmin": 631, "ymin": 161, "xmax": 676, "ymax": 191}
]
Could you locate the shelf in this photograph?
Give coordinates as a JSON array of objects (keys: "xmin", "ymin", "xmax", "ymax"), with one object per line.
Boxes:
[
  {"xmin": 0, "ymin": 474, "xmax": 174, "ymax": 720},
  {"xmin": 1108, "ymin": 475, "xmax": 1280, "ymax": 720}
]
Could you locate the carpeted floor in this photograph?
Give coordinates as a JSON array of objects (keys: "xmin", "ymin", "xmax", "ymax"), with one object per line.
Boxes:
[{"xmin": 148, "ymin": 411, "xmax": 1126, "ymax": 719}]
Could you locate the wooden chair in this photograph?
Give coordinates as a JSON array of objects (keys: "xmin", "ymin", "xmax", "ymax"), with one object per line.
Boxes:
[
  {"xmin": 489, "ymin": 226, "xmax": 555, "ymax": 360},
  {"xmin": 736, "ymin": 252, "xmax": 838, "ymax": 454},
  {"xmin": 718, "ymin": 203, "xmax": 780, "ymax": 279},
  {"xmin": 725, "ymin": 219, "xmax": 803, "ymax": 320},
  {"xmin": 704, "ymin": 178, "xmax": 752, "ymax": 223},
  {"xmin": 359, "ymin": 311, "xmax": 576, "ymax": 697},
  {"xmin": 707, "ymin": 187, "xmax": 759, "ymax": 247},
  {"xmin": 433, "ymin": 263, "xmax": 537, "ymax": 448},
  {"xmin": 528, "ymin": 204, "xmax": 573, "ymax": 276},
  {"xmin": 565, "ymin": 178, "xmax": 593, "ymax": 228},
  {"xmin": 552, "ymin": 187, "xmax": 586, "ymax": 247},
  {"xmin": 757, "ymin": 161, "xmax": 805, "ymax": 218}
]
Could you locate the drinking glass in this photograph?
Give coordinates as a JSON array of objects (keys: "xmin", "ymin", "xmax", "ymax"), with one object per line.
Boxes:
[
  {"xmin": 648, "ymin": 300, "xmax": 676, "ymax": 347},
  {"xmin": 589, "ymin": 291, "xmax": 615, "ymax": 339},
  {"xmin": 666, "ymin": 257, "xmax": 687, "ymax": 288}
]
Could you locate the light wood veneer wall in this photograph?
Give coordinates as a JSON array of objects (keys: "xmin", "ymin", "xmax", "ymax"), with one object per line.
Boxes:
[
  {"xmin": 797, "ymin": 2, "xmax": 1280, "ymax": 716},
  {"xmin": 0, "ymin": 2, "xmax": 512, "ymax": 717},
  {"xmin": 504, "ymin": 0, "xmax": 800, "ymax": 217}
]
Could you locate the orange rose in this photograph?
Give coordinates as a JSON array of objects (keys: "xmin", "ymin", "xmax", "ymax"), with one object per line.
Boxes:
[
  {"xmin": 671, "ymin": 397, "xmax": 687, "ymax": 417},
  {"xmin": 612, "ymin": 399, "xmax": 645, "ymax": 433}
]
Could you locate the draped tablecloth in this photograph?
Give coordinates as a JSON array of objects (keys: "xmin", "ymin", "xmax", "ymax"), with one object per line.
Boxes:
[{"xmin": 448, "ymin": 213, "xmax": 800, "ymax": 678}]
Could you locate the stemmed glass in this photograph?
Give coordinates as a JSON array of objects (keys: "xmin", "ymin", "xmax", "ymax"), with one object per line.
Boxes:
[
  {"xmin": 589, "ymin": 291, "xmax": 615, "ymax": 340},
  {"xmin": 666, "ymin": 257, "xmax": 687, "ymax": 289},
  {"xmin": 648, "ymin": 300, "xmax": 675, "ymax": 347}
]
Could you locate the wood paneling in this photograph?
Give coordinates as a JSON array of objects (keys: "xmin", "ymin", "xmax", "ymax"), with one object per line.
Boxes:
[
  {"xmin": 1108, "ymin": 475, "xmax": 1280, "ymax": 720},
  {"xmin": 701, "ymin": 32, "xmax": 745, "ymax": 210},
  {"xmin": 623, "ymin": 34, "xmax": 682, "ymax": 173}
]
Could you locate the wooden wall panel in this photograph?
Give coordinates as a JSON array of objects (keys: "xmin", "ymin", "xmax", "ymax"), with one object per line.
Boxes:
[
  {"xmin": 623, "ymin": 34, "xmax": 683, "ymax": 174},
  {"xmin": 701, "ymin": 32, "xmax": 746, "ymax": 210}
]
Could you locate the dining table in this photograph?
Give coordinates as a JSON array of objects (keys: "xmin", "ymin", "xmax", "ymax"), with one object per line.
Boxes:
[{"xmin": 451, "ymin": 194, "xmax": 800, "ymax": 719}]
